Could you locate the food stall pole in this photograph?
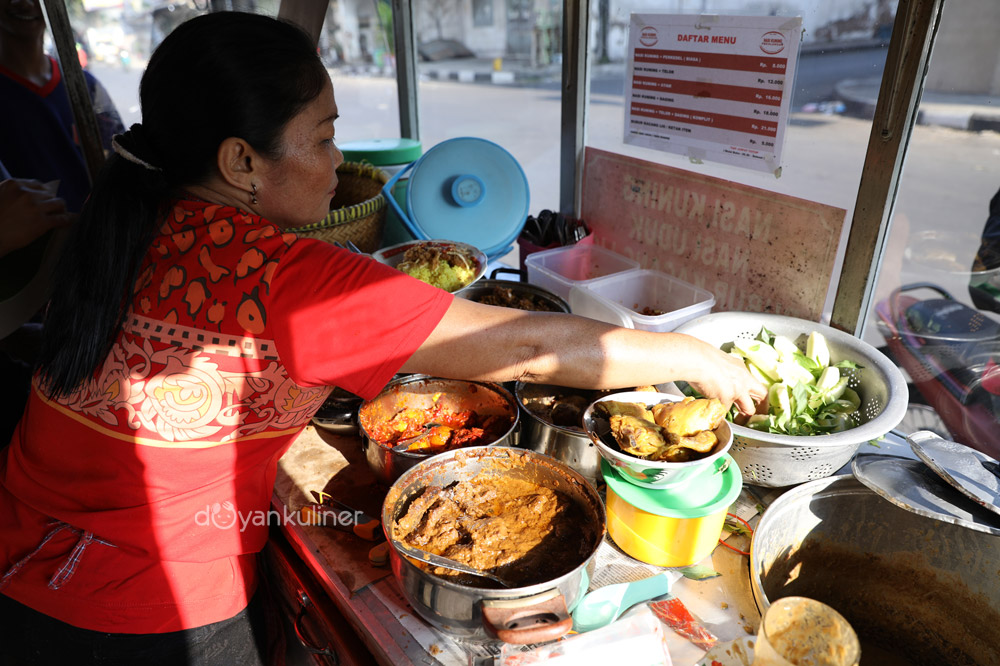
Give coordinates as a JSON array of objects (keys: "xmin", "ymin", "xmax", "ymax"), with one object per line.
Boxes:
[
  {"xmin": 277, "ymin": 1, "xmax": 329, "ymax": 45},
  {"xmin": 40, "ymin": 0, "xmax": 104, "ymax": 183},
  {"xmin": 390, "ymin": 0, "xmax": 420, "ymax": 142},
  {"xmin": 831, "ymin": 0, "xmax": 945, "ymax": 336},
  {"xmin": 559, "ymin": 0, "xmax": 589, "ymax": 218}
]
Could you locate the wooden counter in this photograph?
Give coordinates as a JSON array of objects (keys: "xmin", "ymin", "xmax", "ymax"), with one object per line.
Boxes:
[{"xmin": 267, "ymin": 424, "xmax": 789, "ymax": 666}]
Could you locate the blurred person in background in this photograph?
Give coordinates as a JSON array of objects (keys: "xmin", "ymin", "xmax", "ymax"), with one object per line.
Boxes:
[
  {"xmin": 0, "ymin": 0, "xmax": 124, "ymax": 212},
  {"xmin": 969, "ymin": 185, "xmax": 1000, "ymax": 314},
  {"xmin": 0, "ymin": 163, "xmax": 72, "ymax": 259},
  {"xmin": 0, "ymin": 159, "xmax": 73, "ymax": 447},
  {"xmin": 0, "ymin": 0, "xmax": 124, "ymax": 435}
]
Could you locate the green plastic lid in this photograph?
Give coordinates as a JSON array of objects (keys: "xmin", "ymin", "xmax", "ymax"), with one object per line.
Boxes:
[
  {"xmin": 602, "ymin": 455, "xmax": 742, "ymax": 519},
  {"xmin": 339, "ymin": 138, "xmax": 423, "ymax": 166}
]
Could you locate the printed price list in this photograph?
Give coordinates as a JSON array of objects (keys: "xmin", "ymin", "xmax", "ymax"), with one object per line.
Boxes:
[{"xmin": 624, "ymin": 15, "xmax": 802, "ymax": 174}]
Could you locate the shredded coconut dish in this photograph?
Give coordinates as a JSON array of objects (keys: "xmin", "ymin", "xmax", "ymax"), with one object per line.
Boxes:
[{"xmin": 397, "ymin": 243, "xmax": 479, "ymax": 292}]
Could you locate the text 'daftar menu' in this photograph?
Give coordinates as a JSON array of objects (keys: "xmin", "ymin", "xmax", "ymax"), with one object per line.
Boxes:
[{"xmin": 624, "ymin": 14, "xmax": 802, "ymax": 175}]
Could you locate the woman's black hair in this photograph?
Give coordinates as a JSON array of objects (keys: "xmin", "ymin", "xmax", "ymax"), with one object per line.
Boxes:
[{"xmin": 36, "ymin": 12, "xmax": 329, "ymax": 396}]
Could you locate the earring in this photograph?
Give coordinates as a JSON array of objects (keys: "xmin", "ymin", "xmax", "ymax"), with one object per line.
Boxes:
[{"xmin": 251, "ymin": 183, "xmax": 258, "ymax": 205}]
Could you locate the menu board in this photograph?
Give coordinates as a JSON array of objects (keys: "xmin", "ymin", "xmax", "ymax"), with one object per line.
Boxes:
[{"xmin": 624, "ymin": 14, "xmax": 802, "ymax": 176}]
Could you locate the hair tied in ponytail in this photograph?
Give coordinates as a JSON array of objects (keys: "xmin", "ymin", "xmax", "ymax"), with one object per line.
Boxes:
[{"xmin": 112, "ymin": 124, "xmax": 162, "ymax": 172}]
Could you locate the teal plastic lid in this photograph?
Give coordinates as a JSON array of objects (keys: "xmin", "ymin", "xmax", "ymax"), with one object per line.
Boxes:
[
  {"xmin": 403, "ymin": 137, "xmax": 530, "ymax": 258},
  {"xmin": 602, "ymin": 456, "xmax": 742, "ymax": 519},
  {"xmin": 339, "ymin": 138, "xmax": 423, "ymax": 166}
]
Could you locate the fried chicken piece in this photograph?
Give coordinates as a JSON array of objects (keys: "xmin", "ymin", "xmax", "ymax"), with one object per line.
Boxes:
[
  {"xmin": 609, "ymin": 414, "xmax": 667, "ymax": 457},
  {"xmin": 650, "ymin": 443, "xmax": 696, "ymax": 462},
  {"xmin": 595, "ymin": 400, "xmax": 655, "ymax": 422},
  {"xmin": 651, "ymin": 397, "xmax": 726, "ymax": 441},
  {"xmin": 677, "ymin": 430, "xmax": 719, "ymax": 453}
]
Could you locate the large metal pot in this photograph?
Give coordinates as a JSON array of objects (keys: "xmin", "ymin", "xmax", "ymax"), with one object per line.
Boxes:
[
  {"xmin": 382, "ymin": 446, "xmax": 606, "ymax": 644},
  {"xmin": 514, "ymin": 382, "xmax": 603, "ymax": 486},
  {"xmin": 751, "ymin": 475, "xmax": 1000, "ymax": 666},
  {"xmin": 358, "ymin": 375, "xmax": 519, "ymax": 485}
]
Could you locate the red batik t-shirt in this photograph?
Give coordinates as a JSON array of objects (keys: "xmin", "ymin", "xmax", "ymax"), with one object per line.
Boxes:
[{"xmin": 0, "ymin": 200, "xmax": 451, "ymax": 633}]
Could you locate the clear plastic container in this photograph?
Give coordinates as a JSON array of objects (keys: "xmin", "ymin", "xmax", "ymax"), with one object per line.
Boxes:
[
  {"xmin": 569, "ymin": 269, "xmax": 715, "ymax": 332},
  {"xmin": 524, "ymin": 244, "xmax": 639, "ymax": 301}
]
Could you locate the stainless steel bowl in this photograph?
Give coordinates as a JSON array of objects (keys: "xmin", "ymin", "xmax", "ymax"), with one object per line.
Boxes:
[
  {"xmin": 457, "ymin": 280, "xmax": 570, "ymax": 313},
  {"xmin": 371, "ymin": 239, "xmax": 488, "ymax": 293},
  {"xmin": 358, "ymin": 375, "xmax": 519, "ymax": 485},
  {"xmin": 382, "ymin": 446, "xmax": 605, "ymax": 644},
  {"xmin": 751, "ymin": 475, "xmax": 1000, "ymax": 665},
  {"xmin": 675, "ymin": 312, "xmax": 909, "ymax": 487},
  {"xmin": 514, "ymin": 382, "xmax": 603, "ymax": 486},
  {"xmin": 581, "ymin": 391, "xmax": 732, "ymax": 488},
  {"xmin": 310, "ymin": 386, "xmax": 363, "ymax": 435}
]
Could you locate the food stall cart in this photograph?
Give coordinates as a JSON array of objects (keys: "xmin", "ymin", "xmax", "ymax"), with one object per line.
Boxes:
[
  {"xmin": 31, "ymin": 0, "xmax": 1000, "ymax": 664},
  {"xmin": 259, "ymin": 1, "xmax": 997, "ymax": 664},
  {"xmin": 269, "ymin": 417, "xmax": 994, "ymax": 666},
  {"xmin": 264, "ymin": 422, "xmax": 769, "ymax": 666}
]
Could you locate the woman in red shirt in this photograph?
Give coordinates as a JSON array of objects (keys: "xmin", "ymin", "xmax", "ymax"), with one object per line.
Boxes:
[{"xmin": 0, "ymin": 11, "xmax": 762, "ymax": 665}]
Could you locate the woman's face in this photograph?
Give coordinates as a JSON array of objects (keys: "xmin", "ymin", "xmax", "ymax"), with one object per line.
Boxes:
[{"xmin": 257, "ymin": 76, "xmax": 344, "ymax": 228}]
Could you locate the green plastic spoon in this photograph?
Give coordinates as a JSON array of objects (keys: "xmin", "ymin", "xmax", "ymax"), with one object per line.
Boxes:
[{"xmin": 571, "ymin": 572, "xmax": 679, "ymax": 632}]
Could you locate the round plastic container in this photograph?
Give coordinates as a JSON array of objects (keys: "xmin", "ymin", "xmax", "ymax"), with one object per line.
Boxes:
[
  {"xmin": 602, "ymin": 455, "xmax": 742, "ymax": 567},
  {"xmin": 339, "ymin": 138, "xmax": 423, "ymax": 247},
  {"xmin": 381, "ymin": 137, "xmax": 530, "ymax": 259}
]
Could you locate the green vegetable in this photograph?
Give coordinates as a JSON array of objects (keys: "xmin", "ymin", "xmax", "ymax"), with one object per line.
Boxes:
[
  {"xmin": 728, "ymin": 327, "xmax": 865, "ymax": 436},
  {"xmin": 723, "ymin": 521, "xmax": 753, "ymax": 537},
  {"xmin": 679, "ymin": 564, "xmax": 721, "ymax": 580}
]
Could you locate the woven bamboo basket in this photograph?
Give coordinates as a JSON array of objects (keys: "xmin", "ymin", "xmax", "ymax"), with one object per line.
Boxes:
[{"xmin": 293, "ymin": 162, "xmax": 389, "ymax": 253}]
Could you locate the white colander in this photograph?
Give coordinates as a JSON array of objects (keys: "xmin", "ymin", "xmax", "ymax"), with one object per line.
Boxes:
[{"xmin": 674, "ymin": 312, "xmax": 909, "ymax": 487}]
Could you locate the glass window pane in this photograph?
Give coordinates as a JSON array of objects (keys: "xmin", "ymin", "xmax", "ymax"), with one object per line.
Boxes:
[
  {"xmin": 413, "ymin": 0, "xmax": 565, "ymax": 215},
  {"xmin": 867, "ymin": 1, "xmax": 1000, "ymax": 454},
  {"xmin": 588, "ymin": 1, "xmax": 892, "ymax": 318}
]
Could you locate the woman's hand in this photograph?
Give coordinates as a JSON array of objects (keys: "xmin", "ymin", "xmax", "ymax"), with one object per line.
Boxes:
[
  {"xmin": 0, "ymin": 179, "xmax": 74, "ymax": 258},
  {"xmin": 685, "ymin": 342, "xmax": 768, "ymax": 417}
]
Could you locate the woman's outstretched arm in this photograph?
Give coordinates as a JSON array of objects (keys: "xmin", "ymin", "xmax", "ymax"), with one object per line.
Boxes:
[{"xmin": 402, "ymin": 297, "xmax": 766, "ymax": 415}]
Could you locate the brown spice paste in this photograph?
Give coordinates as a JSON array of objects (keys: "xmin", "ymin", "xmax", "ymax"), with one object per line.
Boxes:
[{"xmin": 392, "ymin": 475, "xmax": 592, "ymax": 588}]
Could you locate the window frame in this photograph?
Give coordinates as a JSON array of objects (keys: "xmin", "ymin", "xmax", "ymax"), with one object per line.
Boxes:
[{"xmin": 296, "ymin": 0, "xmax": 946, "ymax": 337}]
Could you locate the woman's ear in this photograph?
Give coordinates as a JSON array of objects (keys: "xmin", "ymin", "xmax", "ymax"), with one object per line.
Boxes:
[{"xmin": 216, "ymin": 137, "xmax": 258, "ymax": 191}]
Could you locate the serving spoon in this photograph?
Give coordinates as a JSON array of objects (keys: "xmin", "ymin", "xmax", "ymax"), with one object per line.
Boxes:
[
  {"xmin": 390, "ymin": 538, "xmax": 515, "ymax": 588},
  {"xmin": 571, "ymin": 571, "xmax": 679, "ymax": 632}
]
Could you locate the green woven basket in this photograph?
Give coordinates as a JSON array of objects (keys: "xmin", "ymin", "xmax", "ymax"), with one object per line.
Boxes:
[{"xmin": 293, "ymin": 162, "xmax": 389, "ymax": 253}]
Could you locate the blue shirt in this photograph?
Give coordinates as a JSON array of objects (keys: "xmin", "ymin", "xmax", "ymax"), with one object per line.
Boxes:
[{"xmin": 0, "ymin": 56, "xmax": 123, "ymax": 212}]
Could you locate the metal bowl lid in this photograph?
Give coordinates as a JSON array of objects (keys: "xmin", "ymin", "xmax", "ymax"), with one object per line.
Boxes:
[
  {"xmin": 851, "ymin": 452, "xmax": 1000, "ymax": 535},
  {"xmin": 906, "ymin": 430, "xmax": 1000, "ymax": 518}
]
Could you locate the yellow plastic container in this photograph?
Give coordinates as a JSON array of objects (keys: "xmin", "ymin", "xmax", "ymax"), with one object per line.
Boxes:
[{"xmin": 602, "ymin": 456, "xmax": 742, "ymax": 567}]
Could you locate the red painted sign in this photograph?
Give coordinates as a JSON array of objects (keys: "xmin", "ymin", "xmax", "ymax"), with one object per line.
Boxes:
[{"xmin": 581, "ymin": 148, "xmax": 846, "ymax": 320}]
